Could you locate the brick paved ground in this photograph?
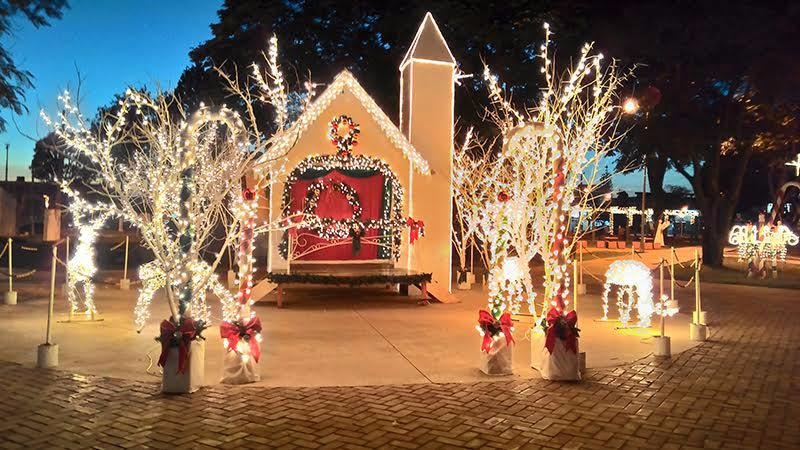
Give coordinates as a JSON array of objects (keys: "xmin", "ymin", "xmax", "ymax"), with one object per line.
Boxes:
[{"xmin": 0, "ymin": 282, "xmax": 798, "ymax": 449}]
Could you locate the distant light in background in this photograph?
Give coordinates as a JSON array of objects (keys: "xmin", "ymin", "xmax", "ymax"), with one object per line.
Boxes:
[{"xmin": 622, "ymin": 97, "xmax": 639, "ymax": 114}]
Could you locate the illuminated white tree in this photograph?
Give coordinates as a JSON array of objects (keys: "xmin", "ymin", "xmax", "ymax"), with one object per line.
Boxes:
[
  {"xmin": 452, "ymin": 128, "xmax": 495, "ymax": 282},
  {"xmin": 43, "ymin": 37, "xmax": 298, "ymax": 332},
  {"xmin": 480, "ymin": 24, "xmax": 627, "ymax": 317}
]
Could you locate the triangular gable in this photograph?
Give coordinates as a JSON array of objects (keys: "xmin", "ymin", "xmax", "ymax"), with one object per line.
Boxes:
[
  {"xmin": 400, "ymin": 12, "xmax": 457, "ymax": 69},
  {"xmin": 262, "ymin": 70, "xmax": 430, "ymax": 175}
]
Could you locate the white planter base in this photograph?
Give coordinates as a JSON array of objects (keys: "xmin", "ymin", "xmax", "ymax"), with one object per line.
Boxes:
[
  {"xmin": 540, "ymin": 338, "xmax": 581, "ymax": 381},
  {"xmin": 576, "ymin": 284, "xmax": 587, "ymax": 295},
  {"xmin": 220, "ymin": 350, "xmax": 260, "ymax": 384},
  {"xmin": 653, "ymin": 336, "xmax": 671, "ymax": 357},
  {"xmin": 689, "ymin": 323, "xmax": 708, "ymax": 341},
  {"xmin": 227, "ymin": 270, "xmax": 236, "ymax": 289},
  {"xmin": 161, "ymin": 340, "xmax": 205, "ymax": 394},
  {"xmin": 119, "ymin": 279, "xmax": 130, "ymax": 290},
  {"xmin": 36, "ymin": 343, "xmax": 59, "ymax": 368},
  {"xmin": 3, "ymin": 291, "xmax": 17, "ymax": 305},
  {"xmin": 479, "ymin": 339, "xmax": 513, "ymax": 376},
  {"xmin": 692, "ymin": 310, "xmax": 707, "ymax": 325}
]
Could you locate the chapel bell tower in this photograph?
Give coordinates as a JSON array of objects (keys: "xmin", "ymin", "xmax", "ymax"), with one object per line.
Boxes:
[{"xmin": 400, "ymin": 13, "xmax": 456, "ymax": 293}]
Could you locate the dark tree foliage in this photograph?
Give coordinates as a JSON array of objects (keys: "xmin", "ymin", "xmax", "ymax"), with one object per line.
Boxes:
[
  {"xmin": 29, "ymin": 131, "xmax": 93, "ymax": 182},
  {"xmin": 179, "ymin": 0, "xmax": 590, "ymax": 138},
  {"xmin": 589, "ymin": 0, "xmax": 800, "ymax": 266},
  {"xmin": 0, "ymin": 0, "xmax": 67, "ymax": 131},
  {"xmin": 30, "ymin": 87, "xmax": 149, "ymax": 183}
]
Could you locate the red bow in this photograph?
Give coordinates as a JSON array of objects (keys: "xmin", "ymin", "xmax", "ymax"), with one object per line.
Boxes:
[
  {"xmin": 220, "ymin": 317, "xmax": 263, "ymax": 363},
  {"xmin": 158, "ymin": 317, "xmax": 197, "ymax": 374},
  {"xmin": 544, "ymin": 308, "xmax": 578, "ymax": 354},
  {"xmin": 478, "ymin": 310, "xmax": 515, "ymax": 352},
  {"xmin": 407, "ymin": 218, "xmax": 424, "ymax": 244}
]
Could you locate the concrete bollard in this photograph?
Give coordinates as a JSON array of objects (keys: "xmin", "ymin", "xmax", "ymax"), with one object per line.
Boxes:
[
  {"xmin": 36, "ymin": 343, "xmax": 59, "ymax": 368},
  {"xmin": 654, "ymin": 336, "xmax": 671, "ymax": 356}
]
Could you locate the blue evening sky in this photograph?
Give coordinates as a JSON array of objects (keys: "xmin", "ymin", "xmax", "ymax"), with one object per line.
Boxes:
[
  {"xmin": 0, "ymin": 0, "xmax": 223, "ymax": 180},
  {"xmin": 0, "ymin": 1, "xmax": 687, "ymax": 193}
]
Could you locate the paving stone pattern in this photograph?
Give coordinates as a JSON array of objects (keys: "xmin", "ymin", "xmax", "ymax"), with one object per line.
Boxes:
[{"xmin": 0, "ymin": 286, "xmax": 797, "ymax": 449}]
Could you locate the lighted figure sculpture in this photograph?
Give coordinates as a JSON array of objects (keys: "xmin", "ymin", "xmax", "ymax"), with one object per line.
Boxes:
[
  {"xmin": 729, "ymin": 222, "xmax": 797, "ymax": 278},
  {"xmin": 728, "ymin": 224, "xmax": 759, "ymax": 261},
  {"xmin": 601, "ymin": 260, "xmax": 655, "ymax": 328},
  {"xmin": 66, "ymin": 213, "xmax": 107, "ymax": 318},
  {"xmin": 762, "ymin": 223, "xmax": 799, "ymax": 263}
]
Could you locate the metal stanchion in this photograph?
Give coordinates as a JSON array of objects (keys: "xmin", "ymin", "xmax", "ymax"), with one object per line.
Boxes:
[
  {"xmin": 690, "ymin": 249, "xmax": 708, "ymax": 341},
  {"xmin": 37, "ymin": 245, "xmax": 59, "ymax": 368},
  {"xmin": 120, "ymin": 236, "xmax": 131, "ymax": 290},
  {"xmin": 4, "ymin": 237, "xmax": 16, "ymax": 305}
]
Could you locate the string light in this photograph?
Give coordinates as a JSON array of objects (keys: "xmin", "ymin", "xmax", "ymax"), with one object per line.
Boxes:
[
  {"xmin": 470, "ymin": 23, "xmax": 628, "ymax": 320},
  {"xmin": 65, "ymin": 214, "xmax": 107, "ymax": 318},
  {"xmin": 261, "ymin": 71, "xmax": 430, "ymax": 174},
  {"xmin": 45, "ymin": 36, "xmax": 299, "ymax": 331}
]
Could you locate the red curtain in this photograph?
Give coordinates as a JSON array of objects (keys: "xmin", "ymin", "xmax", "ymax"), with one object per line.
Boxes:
[{"xmin": 289, "ymin": 170, "xmax": 384, "ymax": 260}]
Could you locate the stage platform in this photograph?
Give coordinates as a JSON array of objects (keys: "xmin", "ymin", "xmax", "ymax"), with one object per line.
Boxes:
[{"xmin": 263, "ymin": 265, "xmax": 433, "ymax": 307}]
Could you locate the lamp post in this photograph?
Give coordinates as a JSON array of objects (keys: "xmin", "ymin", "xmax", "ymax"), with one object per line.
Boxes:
[
  {"xmin": 641, "ymin": 163, "xmax": 647, "ymax": 253},
  {"xmin": 622, "ymin": 97, "xmax": 643, "ymax": 252}
]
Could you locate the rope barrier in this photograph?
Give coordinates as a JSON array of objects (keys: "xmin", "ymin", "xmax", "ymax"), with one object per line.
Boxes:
[
  {"xmin": 20, "ymin": 245, "xmax": 38, "ymax": 252},
  {"xmin": 109, "ymin": 239, "xmax": 127, "ymax": 251},
  {"xmin": 0, "ymin": 269, "xmax": 37, "ymax": 279},
  {"xmin": 0, "ymin": 242, "xmax": 7, "ymax": 260}
]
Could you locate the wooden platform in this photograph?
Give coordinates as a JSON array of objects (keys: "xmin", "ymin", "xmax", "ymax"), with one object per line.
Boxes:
[{"xmin": 262, "ymin": 264, "xmax": 434, "ymax": 307}]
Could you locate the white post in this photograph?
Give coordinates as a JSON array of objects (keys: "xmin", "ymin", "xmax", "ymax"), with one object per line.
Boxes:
[
  {"xmin": 7, "ymin": 237, "xmax": 12, "ymax": 292},
  {"xmin": 573, "ymin": 260, "xmax": 578, "ymax": 312},
  {"xmin": 46, "ymin": 246, "xmax": 57, "ymax": 345},
  {"xmin": 579, "ymin": 244, "xmax": 583, "ymax": 285},
  {"xmin": 3, "ymin": 238, "xmax": 16, "ymax": 305},
  {"xmin": 670, "ymin": 247, "xmax": 675, "ymax": 303},
  {"xmin": 689, "ymin": 248, "xmax": 708, "ymax": 341},
  {"xmin": 65, "ymin": 236, "xmax": 70, "ymax": 287},
  {"xmin": 659, "ymin": 258, "xmax": 665, "ymax": 337},
  {"xmin": 694, "ymin": 249, "xmax": 700, "ymax": 316},
  {"xmin": 36, "ymin": 245, "xmax": 60, "ymax": 368},
  {"xmin": 123, "ymin": 236, "xmax": 129, "ymax": 280},
  {"xmin": 120, "ymin": 235, "xmax": 131, "ymax": 290}
]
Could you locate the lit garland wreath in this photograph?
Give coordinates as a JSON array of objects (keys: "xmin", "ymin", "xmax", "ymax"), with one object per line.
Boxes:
[
  {"xmin": 302, "ymin": 180, "xmax": 364, "ymax": 239},
  {"xmin": 280, "ymin": 153, "xmax": 405, "ymax": 260},
  {"xmin": 328, "ymin": 115, "xmax": 360, "ymax": 157}
]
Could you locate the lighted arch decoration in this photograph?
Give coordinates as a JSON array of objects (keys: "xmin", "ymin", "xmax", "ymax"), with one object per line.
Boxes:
[
  {"xmin": 279, "ymin": 153, "xmax": 406, "ymax": 260},
  {"xmin": 601, "ymin": 260, "xmax": 655, "ymax": 328}
]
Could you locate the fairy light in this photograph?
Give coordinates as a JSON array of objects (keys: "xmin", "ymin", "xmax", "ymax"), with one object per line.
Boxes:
[
  {"xmin": 278, "ymin": 152, "xmax": 406, "ymax": 260},
  {"xmin": 65, "ymin": 216, "xmax": 106, "ymax": 317},
  {"xmin": 475, "ymin": 23, "xmax": 627, "ymax": 320},
  {"xmin": 45, "ymin": 37, "xmax": 299, "ymax": 331},
  {"xmin": 260, "ymin": 70, "xmax": 430, "ymax": 174}
]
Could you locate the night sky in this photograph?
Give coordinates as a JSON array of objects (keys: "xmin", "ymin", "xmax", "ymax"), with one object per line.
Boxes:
[{"xmin": 0, "ymin": 1, "xmax": 684, "ymax": 194}]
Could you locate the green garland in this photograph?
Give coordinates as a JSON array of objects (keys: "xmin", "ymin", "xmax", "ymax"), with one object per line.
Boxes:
[
  {"xmin": 280, "ymin": 153, "xmax": 404, "ymax": 260},
  {"xmin": 265, "ymin": 271, "xmax": 432, "ymax": 286}
]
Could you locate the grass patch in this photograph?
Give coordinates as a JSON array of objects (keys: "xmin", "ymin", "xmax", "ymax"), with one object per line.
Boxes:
[{"xmin": 672, "ymin": 258, "xmax": 800, "ymax": 290}]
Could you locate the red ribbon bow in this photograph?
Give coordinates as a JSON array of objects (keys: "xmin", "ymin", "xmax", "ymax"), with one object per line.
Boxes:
[
  {"xmin": 544, "ymin": 308, "xmax": 578, "ymax": 355},
  {"xmin": 407, "ymin": 218, "xmax": 424, "ymax": 244},
  {"xmin": 220, "ymin": 317, "xmax": 263, "ymax": 363},
  {"xmin": 158, "ymin": 317, "xmax": 197, "ymax": 374},
  {"xmin": 478, "ymin": 310, "xmax": 515, "ymax": 352}
]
